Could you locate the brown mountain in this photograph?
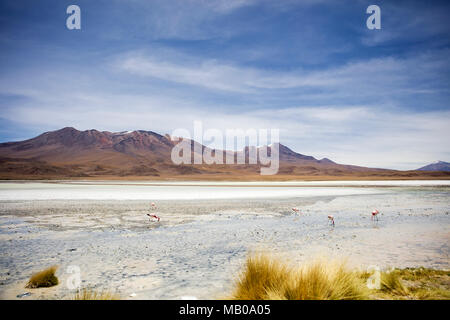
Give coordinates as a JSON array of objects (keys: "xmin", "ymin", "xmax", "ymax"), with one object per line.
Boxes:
[{"xmin": 0, "ymin": 127, "xmax": 448, "ymax": 180}]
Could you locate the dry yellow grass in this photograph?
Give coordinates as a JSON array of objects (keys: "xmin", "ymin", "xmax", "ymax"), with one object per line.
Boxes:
[
  {"xmin": 380, "ymin": 270, "xmax": 410, "ymax": 296},
  {"xmin": 366, "ymin": 268, "xmax": 450, "ymax": 300},
  {"xmin": 230, "ymin": 254, "xmax": 368, "ymax": 300},
  {"xmin": 73, "ymin": 288, "xmax": 120, "ymax": 300},
  {"xmin": 25, "ymin": 266, "xmax": 59, "ymax": 288},
  {"xmin": 230, "ymin": 255, "xmax": 450, "ymax": 300}
]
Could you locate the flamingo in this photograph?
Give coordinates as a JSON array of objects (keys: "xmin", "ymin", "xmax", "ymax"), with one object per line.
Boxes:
[
  {"xmin": 328, "ymin": 215, "xmax": 335, "ymax": 227},
  {"xmin": 147, "ymin": 213, "xmax": 160, "ymax": 222},
  {"xmin": 147, "ymin": 202, "xmax": 159, "ymax": 222},
  {"xmin": 371, "ymin": 209, "xmax": 379, "ymax": 221},
  {"xmin": 292, "ymin": 207, "xmax": 300, "ymax": 214}
]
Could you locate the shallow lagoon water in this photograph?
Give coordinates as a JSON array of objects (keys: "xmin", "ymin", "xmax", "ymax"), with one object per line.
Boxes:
[
  {"xmin": 0, "ymin": 181, "xmax": 449, "ymax": 299},
  {"xmin": 0, "ymin": 182, "xmax": 387, "ymax": 200}
]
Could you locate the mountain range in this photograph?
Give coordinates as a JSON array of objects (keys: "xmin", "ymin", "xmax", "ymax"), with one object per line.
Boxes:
[{"xmin": 0, "ymin": 127, "xmax": 448, "ymax": 180}]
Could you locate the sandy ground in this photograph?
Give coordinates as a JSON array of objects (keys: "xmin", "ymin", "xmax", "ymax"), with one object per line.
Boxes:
[{"xmin": 0, "ymin": 181, "xmax": 449, "ymax": 299}]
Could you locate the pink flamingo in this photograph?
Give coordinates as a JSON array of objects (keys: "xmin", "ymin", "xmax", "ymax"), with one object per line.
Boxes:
[
  {"xmin": 147, "ymin": 202, "xmax": 160, "ymax": 222},
  {"xmin": 292, "ymin": 207, "xmax": 300, "ymax": 214},
  {"xmin": 147, "ymin": 213, "xmax": 160, "ymax": 222},
  {"xmin": 371, "ymin": 209, "xmax": 379, "ymax": 221},
  {"xmin": 328, "ymin": 215, "xmax": 335, "ymax": 227}
]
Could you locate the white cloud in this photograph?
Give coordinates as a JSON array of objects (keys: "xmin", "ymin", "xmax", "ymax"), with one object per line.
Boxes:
[
  {"xmin": 116, "ymin": 49, "xmax": 450, "ymax": 100},
  {"xmin": 105, "ymin": 0, "xmax": 261, "ymax": 41}
]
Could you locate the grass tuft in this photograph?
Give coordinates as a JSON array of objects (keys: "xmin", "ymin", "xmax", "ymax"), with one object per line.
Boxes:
[
  {"xmin": 380, "ymin": 270, "xmax": 409, "ymax": 296},
  {"xmin": 230, "ymin": 254, "xmax": 368, "ymax": 300},
  {"xmin": 26, "ymin": 266, "xmax": 59, "ymax": 288},
  {"xmin": 377, "ymin": 268, "xmax": 450, "ymax": 300},
  {"xmin": 73, "ymin": 288, "xmax": 120, "ymax": 300}
]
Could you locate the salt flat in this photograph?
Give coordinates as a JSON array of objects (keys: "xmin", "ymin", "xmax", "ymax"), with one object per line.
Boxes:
[{"xmin": 0, "ymin": 181, "xmax": 449, "ymax": 299}]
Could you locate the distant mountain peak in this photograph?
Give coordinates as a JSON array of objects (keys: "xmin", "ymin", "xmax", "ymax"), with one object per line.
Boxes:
[
  {"xmin": 319, "ymin": 157, "xmax": 335, "ymax": 164},
  {"xmin": 417, "ymin": 161, "xmax": 450, "ymax": 171}
]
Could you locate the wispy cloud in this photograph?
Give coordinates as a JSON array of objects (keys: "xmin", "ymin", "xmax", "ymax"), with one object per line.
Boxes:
[
  {"xmin": 116, "ymin": 48, "xmax": 450, "ymax": 108},
  {"xmin": 360, "ymin": 1, "xmax": 450, "ymax": 46}
]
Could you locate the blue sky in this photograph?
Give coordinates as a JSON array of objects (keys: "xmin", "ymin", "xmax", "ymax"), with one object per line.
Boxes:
[{"xmin": 0, "ymin": 0, "xmax": 449, "ymax": 169}]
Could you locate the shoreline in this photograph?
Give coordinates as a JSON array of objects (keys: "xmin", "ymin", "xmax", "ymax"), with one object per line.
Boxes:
[
  {"xmin": 1, "ymin": 179, "xmax": 450, "ymax": 185},
  {"xmin": 1, "ymin": 173, "xmax": 450, "ymax": 182}
]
